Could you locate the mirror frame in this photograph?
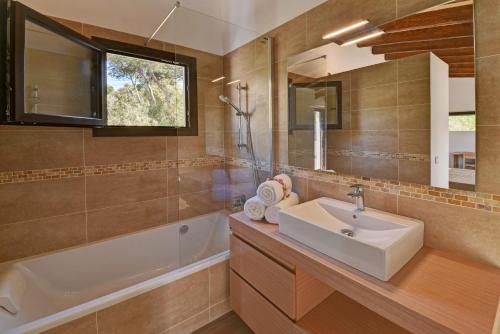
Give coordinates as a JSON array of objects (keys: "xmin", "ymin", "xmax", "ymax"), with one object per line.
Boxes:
[{"xmin": 288, "ymin": 80, "xmax": 342, "ymax": 132}]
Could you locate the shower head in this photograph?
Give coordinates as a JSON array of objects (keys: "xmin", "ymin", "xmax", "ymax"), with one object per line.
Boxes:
[
  {"xmin": 218, "ymin": 95, "xmax": 230, "ymax": 104},
  {"xmin": 219, "ymin": 95, "xmax": 244, "ymax": 116}
]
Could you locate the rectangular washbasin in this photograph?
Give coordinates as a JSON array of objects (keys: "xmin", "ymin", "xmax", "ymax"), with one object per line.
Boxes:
[{"xmin": 278, "ymin": 197, "xmax": 424, "ymax": 281}]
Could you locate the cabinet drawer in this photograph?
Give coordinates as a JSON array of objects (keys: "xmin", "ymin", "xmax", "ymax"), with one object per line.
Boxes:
[
  {"xmin": 230, "ymin": 270, "xmax": 295, "ymax": 334},
  {"xmin": 230, "ymin": 235, "xmax": 296, "ymax": 318}
]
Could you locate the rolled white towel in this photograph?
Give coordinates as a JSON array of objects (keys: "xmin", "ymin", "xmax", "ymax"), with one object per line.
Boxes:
[
  {"xmin": 257, "ymin": 180, "xmax": 284, "ymax": 206},
  {"xmin": 274, "ymin": 174, "xmax": 292, "ymax": 196},
  {"xmin": 0, "ymin": 268, "xmax": 26, "ymax": 315},
  {"xmin": 265, "ymin": 192, "xmax": 299, "ymax": 225},
  {"xmin": 244, "ymin": 196, "xmax": 266, "ymax": 220}
]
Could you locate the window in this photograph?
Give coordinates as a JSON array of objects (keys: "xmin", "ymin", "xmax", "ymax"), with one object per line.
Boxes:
[
  {"xmin": 2, "ymin": 1, "xmax": 106, "ymax": 126},
  {"xmin": 93, "ymin": 38, "xmax": 198, "ymax": 136},
  {"xmin": 449, "ymin": 113, "xmax": 475, "ymax": 132}
]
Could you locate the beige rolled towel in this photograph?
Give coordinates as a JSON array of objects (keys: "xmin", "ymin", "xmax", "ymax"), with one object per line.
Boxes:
[
  {"xmin": 244, "ymin": 196, "xmax": 267, "ymax": 220},
  {"xmin": 265, "ymin": 192, "xmax": 299, "ymax": 225},
  {"xmin": 257, "ymin": 180, "xmax": 284, "ymax": 206},
  {"xmin": 274, "ymin": 174, "xmax": 292, "ymax": 196}
]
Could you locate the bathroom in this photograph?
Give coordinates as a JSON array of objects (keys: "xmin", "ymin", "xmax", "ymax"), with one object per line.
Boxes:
[{"xmin": 0, "ymin": 0, "xmax": 499, "ymax": 333}]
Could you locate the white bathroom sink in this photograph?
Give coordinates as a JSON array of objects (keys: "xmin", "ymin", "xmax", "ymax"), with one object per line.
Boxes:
[{"xmin": 278, "ymin": 197, "xmax": 424, "ymax": 281}]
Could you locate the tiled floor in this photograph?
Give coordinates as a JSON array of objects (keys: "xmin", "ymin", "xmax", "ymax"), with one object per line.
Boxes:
[{"xmin": 193, "ymin": 312, "xmax": 253, "ymax": 334}]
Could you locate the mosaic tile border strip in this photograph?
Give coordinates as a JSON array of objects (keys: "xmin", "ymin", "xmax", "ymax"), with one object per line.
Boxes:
[
  {"xmin": 293, "ymin": 149, "xmax": 430, "ymax": 162},
  {"xmin": 0, "ymin": 155, "xmax": 225, "ymax": 185},
  {"xmin": 226, "ymin": 157, "xmax": 500, "ymax": 213}
]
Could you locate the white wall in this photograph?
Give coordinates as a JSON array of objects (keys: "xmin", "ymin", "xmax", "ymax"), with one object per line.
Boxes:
[
  {"xmin": 430, "ymin": 54, "xmax": 450, "ymax": 188},
  {"xmin": 450, "ymin": 131, "xmax": 475, "ymax": 153},
  {"xmin": 449, "ymin": 77, "xmax": 475, "ymax": 112}
]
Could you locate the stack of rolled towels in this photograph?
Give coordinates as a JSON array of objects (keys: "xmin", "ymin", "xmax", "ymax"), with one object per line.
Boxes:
[{"xmin": 243, "ymin": 174, "xmax": 299, "ymax": 224}]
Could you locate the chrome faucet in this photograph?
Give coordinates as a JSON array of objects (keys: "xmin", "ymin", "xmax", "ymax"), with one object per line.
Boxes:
[{"xmin": 347, "ymin": 184, "xmax": 365, "ymax": 211}]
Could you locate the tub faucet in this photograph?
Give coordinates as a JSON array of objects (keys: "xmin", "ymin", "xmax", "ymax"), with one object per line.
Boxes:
[{"xmin": 347, "ymin": 184, "xmax": 365, "ymax": 211}]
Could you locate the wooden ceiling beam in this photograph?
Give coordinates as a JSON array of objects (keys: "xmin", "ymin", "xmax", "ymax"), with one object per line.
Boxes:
[
  {"xmin": 450, "ymin": 73, "xmax": 475, "ymax": 78},
  {"xmin": 379, "ymin": 4, "xmax": 473, "ymax": 32},
  {"xmin": 372, "ymin": 36, "xmax": 473, "ymax": 54},
  {"xmin": 358, "ymin": 22, "xmax": 473, "ymax": 47},
  {"xmin": 439, "ymin": 55, "xmax": 474, "ymax": 63},
  {"xmin": 385, "ymin": 48, "xmax": 475, "ymax": 61}
]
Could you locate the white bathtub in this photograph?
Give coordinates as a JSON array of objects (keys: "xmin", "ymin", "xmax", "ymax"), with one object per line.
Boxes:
[{"xmin": 0, "ymin": 211, "xmax": 230, "ymax": 334}]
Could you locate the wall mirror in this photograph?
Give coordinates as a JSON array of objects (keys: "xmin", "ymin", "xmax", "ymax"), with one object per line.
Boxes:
[{"xmin": 287, "ymin": 0, "xmax": 475, "ymax": 191}]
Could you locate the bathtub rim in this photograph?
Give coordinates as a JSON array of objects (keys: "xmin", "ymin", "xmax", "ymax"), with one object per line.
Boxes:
[{"xmin": 4, "ymin": 250, "xmax": 230, "ymax": 334}]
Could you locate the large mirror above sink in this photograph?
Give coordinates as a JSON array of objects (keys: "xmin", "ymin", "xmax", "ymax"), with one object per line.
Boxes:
[{"xmin": 287, "ymin": 0, "xmax": 476, "ymax": 191}]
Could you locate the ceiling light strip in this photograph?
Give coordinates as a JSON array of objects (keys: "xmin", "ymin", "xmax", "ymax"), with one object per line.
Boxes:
[
  {"xmin": 226, "ymin": 79, "xmax": 241, "ymax": 86},
  {"xmin": 341, "ymin": 31, "xmax": 384, "ymax": 46},
  {"xmin": 211, "ymin": 76, "xmax": 225, "ymax": 83},
  {"xmin": 322, "ymin": 20, "xmax": 369, "ymax": 39}
]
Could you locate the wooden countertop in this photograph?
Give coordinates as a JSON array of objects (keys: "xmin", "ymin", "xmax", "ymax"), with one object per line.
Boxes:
[{"xmin": 229, "ymin": 212, "xmax": 500, "ymax": 334}]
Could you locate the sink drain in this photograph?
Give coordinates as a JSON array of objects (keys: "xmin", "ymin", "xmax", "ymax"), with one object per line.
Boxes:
[{"xmin": 341, "ymin": 229, "xmax": 354, "ymax": 237}]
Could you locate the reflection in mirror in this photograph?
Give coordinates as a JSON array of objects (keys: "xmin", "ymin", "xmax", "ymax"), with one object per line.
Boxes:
[
  {"xmin": 24, "ymin": 20, "xmax": 99, "ymax": 118},
  {"xmin": 287, "ymin": 0, "xmax": 475, "ymax": 191}
]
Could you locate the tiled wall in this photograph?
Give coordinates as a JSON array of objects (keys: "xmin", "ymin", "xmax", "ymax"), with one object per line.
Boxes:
[
  {"xmin": 288, "ymin": 53, "xmax": 431, "ymax": 184},
  {"xmin": 0, "ymin": 20, "xmax": 226, "ymax": 263},
  {"xmin": 42, "ymin": 260, "xmax": 230, "ymax": 334},
  {"xmin": 225, "ymin": 0, "xmax": 500, "ymax": 267}
]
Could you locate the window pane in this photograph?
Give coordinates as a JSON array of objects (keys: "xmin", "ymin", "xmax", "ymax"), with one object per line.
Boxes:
[
  {"xmin": 449, "ymin": 114, "xmax": 475, "ymax": 131},
  {"xmin": 106, "ymin": 53, "xmax": 187, "ymax": 127},
  {"xmin": 24, "ymin": 20, "xmax": 97, "ymax": 117}
]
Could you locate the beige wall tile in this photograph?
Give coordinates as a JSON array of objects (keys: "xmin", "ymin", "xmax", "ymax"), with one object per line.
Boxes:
[
  {"xmin": 352, "ymin": 130, "xmax": 398, "ymax": 153},
  {"xmin": 0, "ymin": 213, "xmax": 86, "ymax": 262},
  {"xmin": 327, "ymin": 156, "xmax": 352, "ymax": 175},
  {"xmin": 399, "ymin": 160, "xmax": 430, "ymax": 185},
  {"xmin": 0, "ymin": 178, "xmax": 85, "ymax": 225},
  {"xmin": 175, "ymin": 46, "xmax": 223, "ymax": 80},
  {"xmin": 0, "ymin": 131, "xmax": 83, "ymax": 172},
  {"xmin": 474, "ymin": 0, "xmax": 500, "ymax": 58},
  {"xmin": 42, "ymin": 314, "xmax": 97, "ymax": 334},
  {"xmin": 307, "ymin": 179, "xmax": 354, "ymax": 202},
  {"xmin": 84, "ymin": 131, "xmax": 166, "ymax": 165},
  {"xmin": 167, "ymin": 137, "xmax": 179, "ymax": 161},
  {"xmin": 351, "ymin": 84, "xmax": 398, "ymax": 110},
  {"xmin": 476, "ymin": 55, "xmax": 500, "ymax": 126},
  {"xmin": 351, "ymin": 157, "xmax": 399, "ymax": 181},
  {"xmin": 399, "ymin": 130, "xmax": 430, "ymax": 155},
  {"xmin": 168, "ymin": 167, "xmax": 179, "ymax": 196},
  {"xmin": 178, "ymin": 136, "xmax": 206, "ymax": 160},
  {"xmin": 398, "ymin": 79, "xmax": 430, "ymax": 106},
  {"xmin": 167, "ymin": 195, "xmax": 180, "ymax": 223},
  {"xmin": 398, "ymin": 197, "xmax": 500, "ymax": 267},
  {"xmin": 397, "ymin": 53, "xmax": 430, "ymax": 82},
  {"xmin": 209, "ymin": 300, "xmax": 232, "ymax": 321},
  {"xmin": 97, "ymin": 269, "xmax": 209, "ymax": 334},
  {"xmin": 398, "ymin": 104, "xmax": 430, "ymax": 130},
  {"xmin": 350, "ymin": 61, "xmax": 397, "ymax": 90},
  {"xmin": 86, "ymin": 170, "xmax": 167, "ymax": 210},
  {"xmin": 87, "ymin": 198, "xmax": 168, "ymax": 242},
  {"xmin": 163, "ymin": 310, "xmax": 210, "ymax": 334},
  {"xmin": 364, "ymin": 190, "xmax": 397, "ymax": 214},
  {"xmin": 327, "ymin": 130, "xmax": 352, "ymax": 151},
  {"xmin": 476, "ymin": 126, "xmax": 500, "ymax": 194},
  {"xmin": 351, "ymin": 107, "xmax": 398, "ymax": 131},
  {"xmin": 179, "ymin": 166, "xmax": 226, "ymax": 195},
  {"xmin": 179, "ymin": 190, "xmax": 225, "ymax": 220},
  {"xmin": 209, "ymin": 260, "xmax": 229, "ymax": 305}
]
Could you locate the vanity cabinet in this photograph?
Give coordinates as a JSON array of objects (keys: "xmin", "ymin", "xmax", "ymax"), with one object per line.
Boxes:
[{"xmin": 229, "ymin": 212, "xmax": 500, "ymax": 334}]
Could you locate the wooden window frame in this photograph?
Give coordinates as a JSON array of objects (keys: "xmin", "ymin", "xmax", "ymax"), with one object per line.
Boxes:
[{"xmin": 4, "ymin": 1, "xmax": 106, "ymax": 126}]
